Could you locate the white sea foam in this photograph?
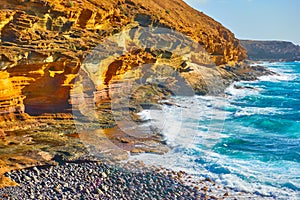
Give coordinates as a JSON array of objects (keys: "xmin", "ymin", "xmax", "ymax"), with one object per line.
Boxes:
[
  {"xmin": 136, "ymin": 110, "xmax": 152, "ymax": 121},
  {"xmin": 259, "ymin": 64, "xmax": 298, "ymax": 82},
  {"xmin": 233, "ymin": 107, "xmax": 291, "ymax": 117},
  {"xmin": 129, "ymin": 62, "xmax": 300, "ymax": 199},
  {"xmin": 225, "ymin": 83, "xmax": 262, "ymax": 99},
  {"xmin": 258, "ymin": 73, "xmax": 297, "ymax": 82},
  {"xmin": 129, "ymin": 94, "xmax": 300, "ymax": 199},
  {"xmin": 250, "ymin": 61, "xmax": 277, "ymax": 67},
  {"xmin": 250, "ymin": 61, "xmax": 298, "ymax": 82},
  {"xmin": 131, "ymin": 145, "xmax": 300, "ymax": 198},
  {"xmin": 269, "ymin": 67, "xmax": 295, "ymax": 73}
]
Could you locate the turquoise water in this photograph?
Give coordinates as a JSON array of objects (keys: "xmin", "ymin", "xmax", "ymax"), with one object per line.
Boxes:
[
  {"xmin": 212, "ymin": 62, "xmax": 300, "ymax": 197},
  {"xmin": 132, "ymin": 62, "xmax": 300, "ymax": 198}
]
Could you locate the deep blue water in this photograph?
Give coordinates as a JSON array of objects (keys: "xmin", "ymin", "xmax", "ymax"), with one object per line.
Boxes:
[{"xmin": 132, "ymin": 62, "xmax": 300, "ymax": 198}]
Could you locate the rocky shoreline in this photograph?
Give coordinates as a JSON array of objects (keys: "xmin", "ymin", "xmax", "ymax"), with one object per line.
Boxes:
[
  {"xmin": 0, "ymin": 63, "xmax": 274, "ymax": 193},
  {"xmin": 0, "ymin": 0, "xmax": 276, "ymax": 198},
  {"xmin": 0, "ymin": 64, "xmax": 274, "ymax": 198}
]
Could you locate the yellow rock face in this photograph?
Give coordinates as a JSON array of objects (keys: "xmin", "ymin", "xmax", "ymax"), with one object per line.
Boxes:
[
  {"xmin": 0, "ymin": 0, "xmax": 247, "ymax": 120},
  {"xmin": 0, "ymin": 72, "xmax": 25, "ymax": 117}
]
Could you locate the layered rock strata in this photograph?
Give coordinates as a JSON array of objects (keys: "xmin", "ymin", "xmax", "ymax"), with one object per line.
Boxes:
[
  {"xmin": 0, "ymin": 0, "xmax": 269, "ymax": 188},
  {"xmin": 0, "ymin": 0, "xmax": 248, "ymax": 121}
]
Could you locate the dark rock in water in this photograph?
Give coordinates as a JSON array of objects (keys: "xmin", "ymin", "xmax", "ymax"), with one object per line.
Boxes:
[{"xmin": 234, "ymin": 85, "xmax": 244, "ymax": 89}]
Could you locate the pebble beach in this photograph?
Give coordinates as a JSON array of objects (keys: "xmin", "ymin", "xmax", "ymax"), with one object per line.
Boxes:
[
  {"xmin": 0, "ymin": 159, "xmax": 263, "ymax": 200},
  {"xmin": 0, "ymin": 161, "xmax": 205, "ymax": 200}
]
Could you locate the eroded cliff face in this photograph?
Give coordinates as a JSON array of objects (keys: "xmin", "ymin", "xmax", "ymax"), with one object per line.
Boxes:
[
  {"xmin": 0, "ymin": 0, "xmax": 248, "ymax": 121},
  {"xmin": 0, "ymin": 0, "xmax": 266, "ymax": 187}
]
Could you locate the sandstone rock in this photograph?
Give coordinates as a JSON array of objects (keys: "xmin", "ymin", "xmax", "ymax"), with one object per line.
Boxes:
[
  {"xmin": 0, "ymin": 0, "xmax": 248, "ymax": 122},
  {"xmin": 0, "ymin": 129, "xmax": 5, "ymax": 138}
]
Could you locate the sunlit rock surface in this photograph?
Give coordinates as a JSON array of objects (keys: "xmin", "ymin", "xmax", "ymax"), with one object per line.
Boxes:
[
  {"xmin": 0, "ymin": 0, "xmax": 268, "ymax": 188},
  {"xmin": 0, "ymin": 0, "xmax": 247, "ymax": 121}
]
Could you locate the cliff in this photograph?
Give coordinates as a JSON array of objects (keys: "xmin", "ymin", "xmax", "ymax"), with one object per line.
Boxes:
[
  {"xmin": 240, "ymin": 40, "xmax": 300, "ymax": 61},
  {"xmin": 0, "ymin": 0, "xmax": 249, "ymax": 120}
]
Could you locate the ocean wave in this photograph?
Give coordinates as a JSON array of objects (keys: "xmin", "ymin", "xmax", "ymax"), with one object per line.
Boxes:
[
  {"xmin": 250, "ymin": 61, "xmax": 278, "ymax": 67},
  {"xmin": 269, "ymin": 67, "xmax": 295, "ymax": 73},
  {"xmin": 258, "ymin": 73, "xmax": 297, "ymax": 82},
  {"xmin": 130, "ymin": 62, "xmax": 300, "ymax": 199},
  {"xmin": 225, "ymin": 83, "xmax": 262, "ymax": 99},
  {"xmin": 258, "ymin": 62, "xmax": 299, "ymax": 82},
  {"xmin": 130, "ymin": 145, "xmax": 300, "ymax": 198},
  {"xmin": 233, "ymin": 107, "xmax": 292, "ymax": 117}
]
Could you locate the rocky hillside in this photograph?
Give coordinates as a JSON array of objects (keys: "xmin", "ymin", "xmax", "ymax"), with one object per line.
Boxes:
[
  {"xmin": 0, "ymin": 0, "xmax": 249, "ymax": 120},
  {"xmin": 240, "ymin": 40, "xmax": 300, "ymax": 61}
]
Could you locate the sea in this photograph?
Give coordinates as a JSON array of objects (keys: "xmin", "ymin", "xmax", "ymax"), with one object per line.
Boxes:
[{"xmin": 131, "ymin": 62, "xmax": 300, "ymax": 199}]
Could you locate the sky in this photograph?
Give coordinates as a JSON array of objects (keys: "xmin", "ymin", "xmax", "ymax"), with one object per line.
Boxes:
[{"xmin": 184, "ymin": 0, "xmax": 300, "ymax": 45}]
